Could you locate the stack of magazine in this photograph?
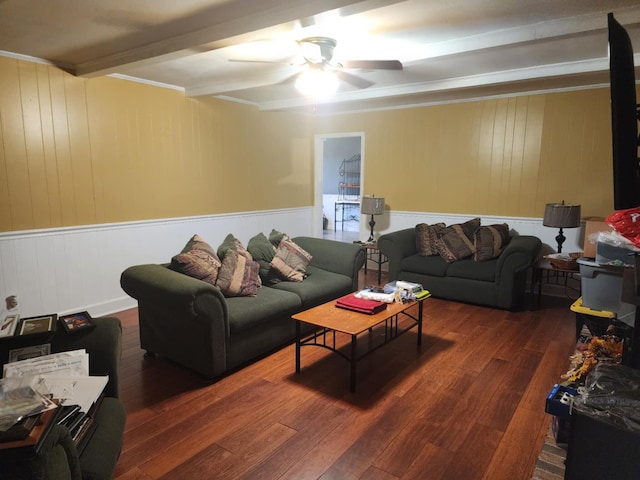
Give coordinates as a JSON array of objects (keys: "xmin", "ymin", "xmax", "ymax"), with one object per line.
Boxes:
[
  {"xmin": 384, "ymin": 281, "xmax": 431, "ymax": 300},
  {"xmin": 0, "ymin": 350, "xmax": 108, "ymax": 453},
  {"xmin": 355, "ymin": 281, "xmax": 430, "ymax": 303}
]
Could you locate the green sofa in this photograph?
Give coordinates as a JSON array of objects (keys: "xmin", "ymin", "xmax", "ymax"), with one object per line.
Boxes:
[
  {"xmin": 378, "ymin": 228, "xmax": 541, "ymax": 310},
  {"xmin": 0, "ymin": 317, "xmax": 126, "ymax": 480},
  {"xmin": 120, "ymin": 236, "xmax": 365, "ymax": 379}
]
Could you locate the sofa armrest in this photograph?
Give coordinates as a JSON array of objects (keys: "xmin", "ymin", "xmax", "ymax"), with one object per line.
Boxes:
[
  {"xmin": 0, "ymin": 423, "xmax": 81, "ymax": 480},
  {"xmin": 121, "ymin": 264, "xmax": 229, "ymax": 330},
  {"xmin": 292, "ymin": 237, "xmax": 365, "ymax": 291},
  {"xmin": 121, "ymin": 264, "xmax": 229, "ymax": 378},
  {"xmin": 377, "ymin": 228, "xmax": 418, "ymax": 280},
  {"xmin": 495, "ymin": 235, "xmax": 542, "ymax": 281},
  {"xmin": 51, "ymin": 317, "xmax": 122, "ymax": 399}
]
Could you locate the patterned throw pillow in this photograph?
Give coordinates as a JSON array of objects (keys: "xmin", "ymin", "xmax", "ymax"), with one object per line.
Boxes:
[
  {"xmin": 435, "ymin": 218, "xmax": 481, "ymax": 263},
  {"xmin": 215, "ymin": 234, "xmax": 261, "ymax": 297},
  {"xmin": 271, "ymin": 237, "xmax": 313, "ymax": 282},
  {"xmin": 216, "ymin": 249, "xmax": 261, "ymax": 297},
  {"xmin": 415, "ymin": 222, "xmax": 446, "ymax": 256},
  {"xmin": 474, "ymin": 224, "xmax": 510, "ymax": 261},
  {"xmin": 170, "ymin": 234, "xmax": 221, "ymax": 285}
]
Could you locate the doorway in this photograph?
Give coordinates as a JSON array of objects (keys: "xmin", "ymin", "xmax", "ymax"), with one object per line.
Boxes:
[{"xmin": 313, "ymin": 133, "xmax": 364, "ymax": 242}]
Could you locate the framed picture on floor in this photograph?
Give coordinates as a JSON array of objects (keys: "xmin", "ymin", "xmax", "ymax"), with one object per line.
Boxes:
[
  {"xmin": 59, "ymin": 311, "xmax": 94, "ymax": 333},
  {"xmin": 18, "ymin": 314, "xmax": 57, "ymax": 336}
]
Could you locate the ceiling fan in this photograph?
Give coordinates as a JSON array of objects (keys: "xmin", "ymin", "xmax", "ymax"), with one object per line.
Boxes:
[{"xmin": 230, "ymin": 36, "xmax": 403, "ymax": 97}]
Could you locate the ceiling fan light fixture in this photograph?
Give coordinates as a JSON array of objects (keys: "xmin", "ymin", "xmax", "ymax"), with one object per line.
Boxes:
[{"xmin": 295, "ymin": 66, "xmax": 339, "ymax": 98}]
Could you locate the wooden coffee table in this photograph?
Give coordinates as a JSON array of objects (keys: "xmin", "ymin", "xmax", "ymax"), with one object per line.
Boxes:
[{"xmin": 292, "ymin": 293, "xmax": 427, "ymax": 392}]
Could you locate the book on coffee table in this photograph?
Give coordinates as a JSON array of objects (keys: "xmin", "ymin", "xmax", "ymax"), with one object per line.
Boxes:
[{"xmin": 335, "ymin": 295, "xmax": 387, "ymax": 315}]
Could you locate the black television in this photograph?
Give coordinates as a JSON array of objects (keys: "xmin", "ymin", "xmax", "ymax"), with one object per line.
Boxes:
[{"xmin": 608, "ymin": 12, "xmax": 640, "ymax": 211}]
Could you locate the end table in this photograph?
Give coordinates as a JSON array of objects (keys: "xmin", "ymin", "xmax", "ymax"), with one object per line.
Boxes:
[{"xmin": 362, "ymin": 242, "xmax": 388, "ymax": 284}]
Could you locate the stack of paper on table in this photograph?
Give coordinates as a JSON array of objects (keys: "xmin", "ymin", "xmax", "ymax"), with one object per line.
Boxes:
[{"xmin": 2, "ymin": 350, "xmax": 108, "ymax": 413}]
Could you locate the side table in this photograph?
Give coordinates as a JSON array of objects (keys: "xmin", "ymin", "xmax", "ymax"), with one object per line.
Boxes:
[
  {"xmin": 362, "ymin": 242, "xmax": 388, "ymax": 284},
  {"xmin": 531, "ymin": 259, "xmax": 581, "ymax": 308}
]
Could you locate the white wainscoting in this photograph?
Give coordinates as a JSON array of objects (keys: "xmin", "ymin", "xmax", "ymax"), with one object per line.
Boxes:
[
  {"xmin": 0, "ymin": 208, "xmax": 314, "ymax": 319},
  {"xmin": 0, "ymin": 208, "xmax": 586, "ymax": 320}
]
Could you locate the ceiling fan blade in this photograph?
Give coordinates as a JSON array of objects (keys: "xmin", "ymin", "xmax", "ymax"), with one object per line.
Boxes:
[
  {"xmin": 336, "ymin": 71, "xmax": 374, "ymax": 89},
  {"xmin": 341, "ymin": 60, "xmax": 403, "ymax": 70},
  {"xmin": 228, "ymin": 58, "xmax": 295, "ymax": 66}
]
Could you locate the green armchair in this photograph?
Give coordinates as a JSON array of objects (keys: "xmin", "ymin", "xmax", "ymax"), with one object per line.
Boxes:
[{"xmin": 0, "ymin": 317, "xmax": 126, "ymax": 480}]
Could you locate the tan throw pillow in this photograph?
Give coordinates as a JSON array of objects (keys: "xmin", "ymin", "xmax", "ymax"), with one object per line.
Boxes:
[
  {"xmin": 271, "ymin": 237, "xmax": 313, "ymax": 282},
  {"xmin": 170, "ymin": 234, "xmax": 221, "ymax": 285},
  {"xmin": 474, "ymin": 224, "xmax": 510, "ymax": 261},
  {"xmin": 216, "ymin": 249, "xmax": 261, "ymax": 297},
  {"xmin": 215, "ymin": 234, "xmax": 261, "ymax": 297},
  {"xmin": 435, "ymin": 218, "xmax": 481, "ymax": 263},
  {"xmin": 416, "ymin": 222, "xmax": 446, "ymax": 256}
]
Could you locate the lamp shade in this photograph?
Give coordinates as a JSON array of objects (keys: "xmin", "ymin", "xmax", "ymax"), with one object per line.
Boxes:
[
  {"xmin": 543, "ymin": 203, "xmax": 581, "ymax": 228},
  {"xmin": 361, "ymin": 196, "xmax": 385, "ymax": 215}
]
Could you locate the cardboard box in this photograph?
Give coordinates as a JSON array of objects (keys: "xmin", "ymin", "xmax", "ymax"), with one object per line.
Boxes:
[{"xmin": 583, "ymin": 217, "xmax": 614, "ymax": 258}]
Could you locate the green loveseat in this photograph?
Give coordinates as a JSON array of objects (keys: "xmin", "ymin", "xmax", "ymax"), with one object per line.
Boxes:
[
  {"xmin": 378, "ymin": 228, "xmax": 541, "ymax": 310},
  {"xmin": 120, "ymin": 236, "xmax": 365, "ymax": 379},
  {"xmin": 0, "ymin": 317, "xmax": 126, "ymax": 480}
]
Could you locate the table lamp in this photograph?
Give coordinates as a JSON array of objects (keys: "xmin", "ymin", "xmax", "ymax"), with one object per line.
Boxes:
[
  {"xmin": 543, "ymin": 201, "xmax": 581, "ymax": 253},
  {"xmin": 361, "ymin": 196, "xmax": 385, "ymax": 242}
]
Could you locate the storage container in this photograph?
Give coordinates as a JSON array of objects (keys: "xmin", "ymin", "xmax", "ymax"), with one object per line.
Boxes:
[{"xmin": 577, "ymin": 258, "xmax": 636, "ymax": 325}]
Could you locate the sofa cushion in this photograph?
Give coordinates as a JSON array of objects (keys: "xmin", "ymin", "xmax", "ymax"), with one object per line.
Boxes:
[
  {"xmin": 446, "ymin": 257, "xmax": 498, "ymax": 282},
  {"xmin": 415, "ymin": 222, "xmax": 446, "ymax": 256},
  {"xmin": 169, "ymin": 234, "xmax": 221, "ymax": 285},
  {"xmin": 271, "ymin": 237, "xmax": 313, "ymax": 282},
  {"xmin": 474, "ymin": 224, "xmax": 510, "ymax": 262},
  {"xmin": 270, "ymin": 265, "xmax": 353, "ymax": 305},
  {"xmin": 226, "ymin": 287, "xmax": 302, "ymax": 334},
  {"xmin": 436, "ymin": 218, "xmax": 481, "ymax": 262},
  {"xmin": 216, "ymin": 234, "xmax": 261, "ymax": 297},
  {"xmin": 400, "ymin": 254, "xmax": 449, "ymax": 277}
]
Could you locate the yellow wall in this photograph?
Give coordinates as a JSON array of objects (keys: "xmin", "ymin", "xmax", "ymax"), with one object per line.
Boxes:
[
  {"xmin": 0, "ymin": 54, "xmax": 633, "ymax": 233},
  {"xmin": 0, "ymin": 56, "xmax": 313, "ymax": 232},
  {"xmin": 314, "ymin": 89, "xmax": 621, "ymax": 219}
]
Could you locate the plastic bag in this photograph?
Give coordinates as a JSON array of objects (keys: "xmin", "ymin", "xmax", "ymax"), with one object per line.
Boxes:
[
  {"xmin": 573, "ymin": 363, "xmax": 640, "ymax": 433},
  {"xmin": 606, "ymin": 206, "xmax": 640, "ymax": 248}
]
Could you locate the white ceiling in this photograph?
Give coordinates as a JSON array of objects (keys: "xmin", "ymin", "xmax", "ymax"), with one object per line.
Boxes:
[{"xmin": 1, "ymin": 0, "xmax": 639, "ymax": 114}]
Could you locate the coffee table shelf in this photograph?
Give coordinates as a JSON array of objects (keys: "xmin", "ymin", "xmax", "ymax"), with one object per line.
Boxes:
[{"xmin": 293, "ymin": 294, "xmax": 426, "ymax": 392}]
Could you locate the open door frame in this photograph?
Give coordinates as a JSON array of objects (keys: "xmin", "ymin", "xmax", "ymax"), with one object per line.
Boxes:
[{"xmin": 313, "ymin": 132, "xmax": 365, "ymax": 238}]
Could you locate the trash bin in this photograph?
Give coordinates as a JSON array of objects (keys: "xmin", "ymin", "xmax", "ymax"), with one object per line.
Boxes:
[{"xmin": 565, "ymin": 363, "xmax": 640, "ymax": 479}]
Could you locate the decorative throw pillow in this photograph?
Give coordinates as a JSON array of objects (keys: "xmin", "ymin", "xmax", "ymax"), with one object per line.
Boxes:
[
  {"xmin": 435, "ymin": 218, "xmax": 481, "ymax": 263},
  {"xmin": 271, "ymin": 237, "xmax": 313, "ymax": 282},
  {"xmin": 216, "ymin": 250, "xmax": 261, "ymax": 297},
  {"xmin": 474, "ymin": 224, "xmax": 510, "ymax": 261},
  {"xmin": 217, "ymin": 233, "xmax": 252, "ymax": 261},
  {"xmin": 415, "ymin": 222, "xmax": 446, "ymax": 256},
  {"xmin": 170, "ymin": 234, "xmax": 221, "ymax": 285},
  {"xmin": 215, "ymin": 234, "xmax": 261, "ymax": 296},
  {"xmin": 268, "ymin": 229, "xmax": 287, "ymax": 247},
  {"xmin": 247, "ymin": 233, "xmax": 278, "ymax": 283}
]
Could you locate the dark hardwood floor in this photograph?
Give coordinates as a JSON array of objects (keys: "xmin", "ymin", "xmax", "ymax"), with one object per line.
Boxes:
[{"xmin": 113, "ymin": 269, "xmax": 576, "ymax": 480}]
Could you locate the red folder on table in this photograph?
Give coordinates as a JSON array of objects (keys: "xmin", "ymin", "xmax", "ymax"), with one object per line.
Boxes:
[{"xmin": 336, "ymin": 296, "xmax": 387, "ymax": 314}]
